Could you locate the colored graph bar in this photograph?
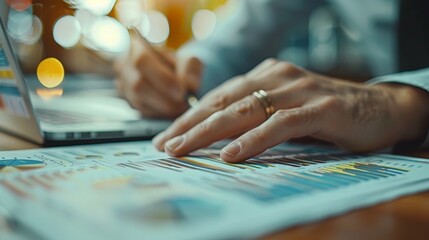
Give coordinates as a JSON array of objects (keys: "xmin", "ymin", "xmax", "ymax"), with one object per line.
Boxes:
[
  {"xmin": 0, "ymin": 48, "xmax": 9, "ymax": 67},
  {"xmin": 211, "ymin": 162, "xmax": 409, "ymax": 202},
  {"xmin": 0, "ymin": 179, "xmax": 31, "ymax": 199},
  {"xmin": 0, "ymin": 159, "xmax": 46, "ymax": 172}
]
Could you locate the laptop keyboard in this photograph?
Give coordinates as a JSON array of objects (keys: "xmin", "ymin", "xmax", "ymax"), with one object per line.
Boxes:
[{"xmin": 36, "ymin": 108, "xmax": 104, "ymax": 124}]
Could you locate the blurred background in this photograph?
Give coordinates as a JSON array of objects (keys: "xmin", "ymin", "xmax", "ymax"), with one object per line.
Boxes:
[
  {"xmin": 3, "ymin": 0, "xmax": 230, "ymax": 73},
  {"xmin": 1, "ymin": 0, "xmax": 370, "ymax": 99}
]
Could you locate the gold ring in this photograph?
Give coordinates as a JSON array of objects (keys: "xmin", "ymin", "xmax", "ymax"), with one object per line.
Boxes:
[{"xmin": 252, "ymin": 90, "xmax": 275, "ymax": 119}]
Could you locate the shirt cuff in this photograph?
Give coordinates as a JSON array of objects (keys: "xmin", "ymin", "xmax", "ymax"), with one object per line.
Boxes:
[
  {"xmin": 367, "ymin": 67, "xmax": 429, "ymax": 92},
  {"xmin": 367, "ymin": 67, "xmax": 429, "ymax": 149}
]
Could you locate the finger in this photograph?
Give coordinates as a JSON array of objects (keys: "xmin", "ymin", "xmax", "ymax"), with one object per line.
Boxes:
[
  {"xmin": 159, "ymin": 48, "xmax": 176, "ymax": 69},
  {"xmin": 177, "ymin": 56, "xmax": 203, "ymax": 93},
  {"xmin": 163, "ymin": 83, "xmax": 310, "ymax": 156},
  {"xmin": 245, "ymin": 59, "xmax": 304, "ymax": 89},
  {"xmin": 116, "ymin": 62, "xmax": 140, "ymax": 100},
  {"xmin": 137, "ymin": 54, "xmax": 184, "ymax": 102},
  {"xmin": 115, "ymin": 31, "xmax": 142, "ymax": 71},
  {"xmin": 132, "ymin": 28, "xmax": 176, "ymax": 70},
  {"xmin": 163, "ymin": 95, "xmax": 266, "ymax": 156},
  {"xmin": 114, "ymin": 50, "xmax": 134, "ymax": 93},
  {"xmin": 115, "ymin": 63, "xmax": 154, "ymax": 112},
  {"xmin": 152, "ymin": 75, "xmax": 308, "ymax": 150},
  {"xmin": 220, "ymin": 100, "xmax": 330, "ymax": 163},
  {"xmin": 245, "ymin": 58, "xmax": 279, "ymax": 79},
  {"xmin": 152, "ymin": 59, "xmax": 303, "ymax": 150},
  {"xmin": 113, "ymin": 58, "xmax": 125, "ymax": 75},
  {"xmin": 152, "ymin": 103, "xmax": 213, "ymax": 150},
  {"xmin": 120, "ymin": 71, "xmax": 187, "ymax": 118},
  {"xmin": 136, "ymin": 85, "xmax": 188, "ymax": 118},
  {"xmin": 152, "ymin": 74, "xmax": 258, "ymax": 150},
  {"xmin": 116, "ymin": 52, "xmax": 187, "ymax": 117}
]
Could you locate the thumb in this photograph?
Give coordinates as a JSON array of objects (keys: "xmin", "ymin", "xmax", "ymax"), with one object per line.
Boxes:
[{"xmin": 177, "ymin": 56, "xmax": 203, "ymax": 94}]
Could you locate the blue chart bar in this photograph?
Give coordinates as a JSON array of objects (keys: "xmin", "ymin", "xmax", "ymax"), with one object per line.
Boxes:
[
  {"xmin": 0, "ymin": 48, "xmax": 9, "ymax": 67},
  {"xmin": 116, "ymin": 152, "xmax": 411, "ymax": 202},
  {"xmin": 131, "ymin": 153, "xmax": 373, "ymax": 174},
  {"xmin": 0, "ymin": 85, "xmax": 20, "ymax": 96},
  {"xmin": 0, "ymin": 159, "xmax": 46, "ymax": 172},
  {"xmin": 221, "ymin": 162, "xmax": 409, "ymax": 202},
  {"xmin": 0, "ymin": 159, "xmax": 45, "ymax": 167}
]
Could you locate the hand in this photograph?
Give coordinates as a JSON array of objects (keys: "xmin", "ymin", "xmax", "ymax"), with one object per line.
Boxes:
[
  {"xmin": 153, "ymin": 59, "xmax": 429, "ymax": 162},
  {"xmin": 114, "ymin": 32, "xmax": 203, "ymax": 118}
]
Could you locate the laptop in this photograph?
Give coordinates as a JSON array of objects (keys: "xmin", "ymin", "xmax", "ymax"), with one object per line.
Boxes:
[{"xmin": 0, "ymin": 15, "xmax": 170, "ymax": 146}]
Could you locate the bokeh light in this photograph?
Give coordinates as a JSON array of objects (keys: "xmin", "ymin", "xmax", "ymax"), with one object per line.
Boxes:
[
  {"xmin": 192, "ymin": 9, "xmax": 217, "ymax": 40},
  {"xmin": 53, "ymin": 15, "xmax": 82, "ymax": 48},
  {"xmin": 6, "ymin": 0, "xmax": 32, "ymax": 11},
  {"xmin": 75, "ymin": 9, "xmax": 98, "ymax": 37},
  {"xmin": 7, "ymin": 7, "xmax": 33, "ymax": 42},
  {"xmin": 10, "ymin": 15, "xmax": 42, "ymax": 45},
  {"xmin": 145, "ymin": 10, "xmax": 170, "ymax": 44},
  {"xmin": 36, "ymin": 88, "xmax": 64, "ymax": 100},
  {"xmin": 88, "ymin": 16, "xmax": 130, "ymax": 53},
  {"xmin": 67, "ymin": 0, "xmax": 115, "ymax": 16},
  {"xmin": 22, "ymin": 16, "xmax": 43, "ymax": 44},
  {"xmin": 37, "ymin": 58, "xmax": 65, "ymax": 88},
  {"xmin": 138, "ymin": 13, "xmax": 151, "ymax": 37},
  {"xmin": 115, "ymin": 0, "xmax": 144, "ymax": 28}
]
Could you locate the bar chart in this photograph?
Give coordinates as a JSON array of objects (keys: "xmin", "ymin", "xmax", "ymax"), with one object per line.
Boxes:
[
  {"xmin": 0, "ymin": 159, "xmax": 46, "ymax": 172},
  {"xmin": 208, "ymin": 161, "xmax": 410, "ymax": 202}
]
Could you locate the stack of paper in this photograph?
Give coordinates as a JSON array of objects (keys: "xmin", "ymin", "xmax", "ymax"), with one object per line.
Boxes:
[{"xmin": 1, "ymin": 141, "xmax": 428, "ymax": 240}]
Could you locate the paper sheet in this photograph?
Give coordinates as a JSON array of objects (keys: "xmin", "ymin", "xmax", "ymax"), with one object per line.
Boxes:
[{"xmin": 1, "ymin": 141, "xmax": 429, "ymax": 240}]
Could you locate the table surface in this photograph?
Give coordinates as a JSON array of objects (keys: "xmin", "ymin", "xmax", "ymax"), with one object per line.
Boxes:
[{"xmin": 0, "ymin": 132, "xmax": 428, "ymax": 240}]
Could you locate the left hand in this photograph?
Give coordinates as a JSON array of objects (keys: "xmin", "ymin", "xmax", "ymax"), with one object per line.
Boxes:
[
  {"xmin": 114, "ymin": 32, "xmax": 203, "ymax": 119},
  {"xmin": 153, "ymin": 59, "xmax": 429, "ymax": 163}
]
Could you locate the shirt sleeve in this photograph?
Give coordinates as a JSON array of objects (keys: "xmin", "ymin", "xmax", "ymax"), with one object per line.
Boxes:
[
  {"xmin": 368, "ymin": 67, "xmax": 429, "ymax": 148},
  {"xmin": 178, "ymin": 0, "xmax": 324, "ymax": 96}
]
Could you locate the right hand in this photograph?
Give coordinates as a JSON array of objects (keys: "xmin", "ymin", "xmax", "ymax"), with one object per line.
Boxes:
[
  {"xmin": 114, "ymin": 33, "xmax": 203, "ymax": 119},
  {"xmin": 153, "ymin": 59, "xmax": 429, "ymax": 162}
]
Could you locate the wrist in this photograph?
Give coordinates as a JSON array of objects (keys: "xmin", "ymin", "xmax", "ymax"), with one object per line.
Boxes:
[{"xmin": 376, "ymin": 83, "xmax": 429, "ymax": 146}]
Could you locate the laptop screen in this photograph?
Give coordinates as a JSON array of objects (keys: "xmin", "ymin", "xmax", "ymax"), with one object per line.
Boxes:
[
  {"xmin": 0, "ymin": 17, "xmax": 43, "ymax": 143},
  {"xmin": 0, "ymin": 40, "xmax": 30, "ymax": 119}
]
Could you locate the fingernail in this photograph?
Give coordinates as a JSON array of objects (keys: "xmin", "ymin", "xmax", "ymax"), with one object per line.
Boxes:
[
  {"xmin": 165, "ymin": 136, "xmax": 185, "ymax": 153},
  {"xmin": 222, "ymin": 142, "xmax": 241, "ymax": 158}
]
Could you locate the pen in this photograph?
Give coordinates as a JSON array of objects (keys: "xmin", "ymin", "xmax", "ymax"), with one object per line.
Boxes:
[{"xmin": 129, "ymin": 27, "xmax": 199, "ymax": 108}]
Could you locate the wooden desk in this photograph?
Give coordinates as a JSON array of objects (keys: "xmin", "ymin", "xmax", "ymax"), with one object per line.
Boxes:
[
  {"xmin": 0, "ymin": 132, "xmax": 39, "ymax": 151},
  {"xmin": 1, "ymin": 132, "xmax": 428, "ymax": 240},
  {"xmin": 266, "ymin": 192, "xmax": 429, "ymax": 240}
]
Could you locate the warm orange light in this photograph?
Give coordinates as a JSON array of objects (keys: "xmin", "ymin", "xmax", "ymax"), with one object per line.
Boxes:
[
  {"xmin": 37, "ymin": 58, "xmax": 65, "ymax": 88},
  {"xmin": 6, "ymin": 0, "xmax": 32, "ymax": 11},
  {"xmin": 36, "ymin": 88, "xmax": 64, "ymax": 100}
]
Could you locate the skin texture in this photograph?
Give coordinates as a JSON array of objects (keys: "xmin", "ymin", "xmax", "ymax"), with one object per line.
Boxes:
[
  {"xmin": 114, "ymin": 32, "xmax": 203, "ymax": 118},
  {"xmin": 152, "ymin": 59, "xmax": 429, "ymax": 163}
]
